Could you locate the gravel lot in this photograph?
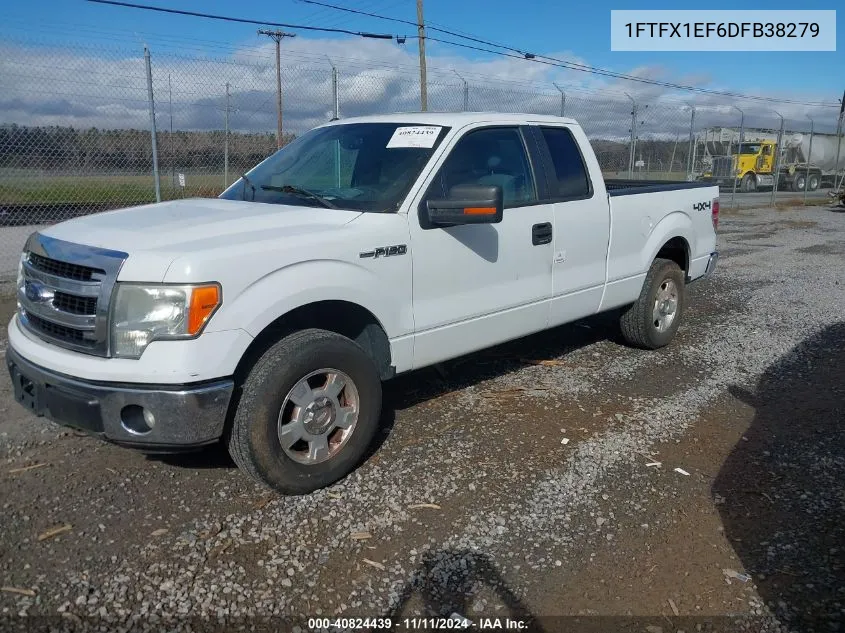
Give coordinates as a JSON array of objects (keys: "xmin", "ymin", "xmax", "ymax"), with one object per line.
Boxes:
[{"xmin": 1, "ymin": 204, "xmax": 843, "ymax": 633}]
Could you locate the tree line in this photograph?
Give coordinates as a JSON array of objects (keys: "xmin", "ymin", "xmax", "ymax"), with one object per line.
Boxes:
[{"xmin": 0, "ymin": 124, "xmax": 691, "ymax": 176}]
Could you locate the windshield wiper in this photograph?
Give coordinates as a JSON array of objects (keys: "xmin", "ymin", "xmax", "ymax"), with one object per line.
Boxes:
[
  {"xmin": 240, "ymin": 172, "xmax": 256, "ymax": 201},
  {"xmin": 261, "ymin": 184, "xmax": 338, "ymax": 209}
]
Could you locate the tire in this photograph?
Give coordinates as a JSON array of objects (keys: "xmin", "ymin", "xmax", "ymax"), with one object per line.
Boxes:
[
  {"xmin": 227, "ymin": 328, "xmax": 382, "ymax": 495},
  {"xmin": 741, "ymin": 173, "xmax": 757, "ymax": 193},
  {"xmin": 792, "ymin": 174, "xmax": 806, "ymax": 192},
  {"xmin": 619, "ymin": 258, "xmax": 686, "ymax": 350},
  {"xmin": 808, "ymin": 174, "xmax": 820, "ymax": 192}
]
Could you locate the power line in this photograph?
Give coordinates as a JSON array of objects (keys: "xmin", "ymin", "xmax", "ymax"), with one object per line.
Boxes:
[
  {"xmin": 296, "ymin": 0, "xmax": 839, "ymax": 107},
  {"xmin": 83, "ymin": 0, "xmax": 838, "ymax": 107},
  {"xmin": 419, "ymin": 34, "xmax": 838, "ymax": 107},
  {"xmin": 85, "ymin": 0, "xmax": 395, "ymax": 39},
  {"xmin": 0, "ymin": 20, "xmax": 624, "ymax": 96}
]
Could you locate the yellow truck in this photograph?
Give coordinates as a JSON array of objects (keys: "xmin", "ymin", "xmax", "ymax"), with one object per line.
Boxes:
[{"xmin": 701, "ymin": 136, "xmax": 836, "ymax": 193}]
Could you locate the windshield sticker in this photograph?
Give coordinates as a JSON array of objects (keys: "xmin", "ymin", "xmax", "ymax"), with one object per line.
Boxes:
[{"xmin": 386, "ymin": 126, "xmax": 442, "ymax": 149}]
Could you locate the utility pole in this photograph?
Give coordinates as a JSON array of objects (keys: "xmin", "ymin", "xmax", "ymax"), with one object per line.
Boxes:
[
  {"xmin": 686, "ymin": 105, "xmax": 696, "ymax": 180},
  {"xmin": 143, "ymin": 45, "xmax": 161, "ymax": 203},
  {"xmin": 625, "ymin": 93, "xmax": 636, "ymax": 179},
  {"xmin": 834, "ymin": 93, "xmax": 844, "ymax": 192},
  {"xmin": 730, "ymin": 106, "xmax": 744, "ymax": 207},
  {"xmin": 258, "ymin": 29, "xmax": 296, "ymax": 148},
  {"xmin": 804, "ymin": 114, "xmax": 814, "ymax": 205},
  {"xmin": 669, "ymin": 132, "xmax": 679, "ymax": 175},
  {"xmin": 770, "ymin": 111, "xmax": 784, "ymax": 207},
  {"xmin": 218, "ymin": 83, "xmax": 239, "ymax": 190},
  {"xmin": 326, "ymin": 57, "xmax": 341, "ymax": 187},
  {"xmin": 168, "ymin": 73, "xmax": 174, "ymax": 196},
  {"xmin": 332, "ymin": 66, "xmax": 340, "ymax": 120},
  {"xmin": 223, "ymin": 82, "xmax": 233, "ymax": 189},
  {"xmin": 553, "ymin": 83, "xmax": 566, "ymax": 117},
  {"xmin": 416, "ymin": 0, "xmax": 428, "ymax": 111},
  {"xmin": 452, "ymin": 69, "xmax": 468, "ymax": 111}
]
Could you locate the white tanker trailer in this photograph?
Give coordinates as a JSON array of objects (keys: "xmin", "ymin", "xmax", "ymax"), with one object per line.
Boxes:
[{"xmin": 698, "ymin": 127, "xmax": 844, "ymax": 192}]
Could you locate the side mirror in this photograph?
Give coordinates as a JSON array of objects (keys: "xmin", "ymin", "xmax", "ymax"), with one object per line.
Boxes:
[{"xmin": 425, "ymin": 185, "xmax": 503, "ymax": 227}]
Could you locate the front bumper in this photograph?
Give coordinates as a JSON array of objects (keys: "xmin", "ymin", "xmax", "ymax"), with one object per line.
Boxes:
[{"xmin": 6, "ymin": 345, "xmax": 234, "ymax": 452}]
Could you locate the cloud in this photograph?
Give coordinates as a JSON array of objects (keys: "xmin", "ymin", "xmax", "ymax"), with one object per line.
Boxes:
[{"xmin": 0, "ymin": 35, "xmax": 840, "ymax": 144}]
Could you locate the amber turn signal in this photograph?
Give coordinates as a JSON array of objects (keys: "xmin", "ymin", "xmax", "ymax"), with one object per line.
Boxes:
[
  {"xmin": 463, "ymin": 207, "xmax": 497, "ymax": 215},
  {"xmin": 187, "ymin": 284, "xmax": 221, "ymax": 335}
]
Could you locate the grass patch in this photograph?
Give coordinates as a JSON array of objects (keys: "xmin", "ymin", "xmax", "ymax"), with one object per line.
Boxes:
[{"xmin": 0, "ymin": 173, "xmax": 230, "ymax": 206}]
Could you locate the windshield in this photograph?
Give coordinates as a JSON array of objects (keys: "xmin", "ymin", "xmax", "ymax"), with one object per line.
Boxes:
[
  {"xmin": 219, "ymin": 122, "xmax": 450, "ymax": 212},
  {"xmin": 738, "ymin": 143, "xmax": 762, "ymax": 155}
]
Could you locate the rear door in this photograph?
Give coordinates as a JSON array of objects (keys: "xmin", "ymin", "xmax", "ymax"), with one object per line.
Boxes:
[{"xmin": 530, "ymin": 124, "xmax": 610, "ymax": 326}]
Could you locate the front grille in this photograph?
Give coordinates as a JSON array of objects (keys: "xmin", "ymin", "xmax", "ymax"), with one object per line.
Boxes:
[
  {"xmin": 19, "ymin": 234, "xmax": 127, "ymax": 357},
  {"xmin": 53, "ymin": 292, "xmax": 97, "ymax": 315},
  {"xmin": 711, "ymin": 156, "xmax": 734, "ymax": 179},
  {"xmin": 28, "ymin": 252, "xmax": 104, "ymax": 281},
  {"xmin": 24, "ymin": 312, "xmax": 89, "ymax": 345}
]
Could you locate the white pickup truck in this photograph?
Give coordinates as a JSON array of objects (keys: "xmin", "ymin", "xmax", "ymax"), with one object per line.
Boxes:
[{"xmin": 7, "ymin": 113, "xmax": 719, "ymax": 494}]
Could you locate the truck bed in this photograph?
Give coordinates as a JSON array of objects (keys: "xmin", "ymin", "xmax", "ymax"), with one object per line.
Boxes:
[{"xmin": 605, "ymin": 179, "xmax": 717, "ymax": 197}]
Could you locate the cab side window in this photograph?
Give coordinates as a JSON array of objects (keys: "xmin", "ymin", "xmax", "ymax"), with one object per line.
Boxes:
[{"xmin": 431, "ymin": 127, "xmax": 536, "ymax": 208}]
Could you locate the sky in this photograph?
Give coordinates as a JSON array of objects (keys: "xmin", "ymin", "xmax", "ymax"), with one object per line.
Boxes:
[{"xmin": 1, "ymin": 0, "xmax": 843, "ymax": 137}]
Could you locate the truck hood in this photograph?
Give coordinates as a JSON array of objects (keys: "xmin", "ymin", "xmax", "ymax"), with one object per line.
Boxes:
[
  {"xmin": 41, "ymin": 198, "xmax": 363, "ymax": 282},
  {"xmin": 43, "ymin": 198, "xmax": 362, "ymax": 252}
]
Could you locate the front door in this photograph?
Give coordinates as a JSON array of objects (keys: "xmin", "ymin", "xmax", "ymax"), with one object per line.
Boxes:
[{"xmin": 409, "ymin": 125, "xmax": 555, "ymax": 369}]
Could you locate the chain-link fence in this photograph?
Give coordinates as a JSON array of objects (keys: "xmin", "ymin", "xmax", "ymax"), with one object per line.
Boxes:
[{"xmin": 1, "ymin": 34, "xmax": 844, "ymax": 277}]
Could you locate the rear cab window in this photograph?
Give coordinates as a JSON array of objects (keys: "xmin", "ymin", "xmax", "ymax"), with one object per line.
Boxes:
[{"xmin": 538, "ymin": 126, "xmax": 593, "ymax": 200}]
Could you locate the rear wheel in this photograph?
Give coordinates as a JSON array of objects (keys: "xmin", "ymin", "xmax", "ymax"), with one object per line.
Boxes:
[
  {"xmin": 227, "ymin": 328, "xmax": 382, "ymax": 495},
  {"xmin": 793, "ymin": 174, "xmax": 806, "ymax": 192},
  {"xmin": 619, "ymin": 258, "xmax": 686, "ymax": 350},
  {"xmin": 741, "ymin": 173, "xmax": 757, "ymax": 193},
  {"xmin": 807, "ymin": 173, "xmax": 820, "ymax": 191}
]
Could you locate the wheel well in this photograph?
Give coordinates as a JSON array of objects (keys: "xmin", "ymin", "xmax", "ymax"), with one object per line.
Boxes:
[
  {"xmin": 656, "ymin": 237, "xmax": 689, "ymax": 274},
  {"xmin": 233, "ymin": 301, "xmax": 393, "ymax": 383}
]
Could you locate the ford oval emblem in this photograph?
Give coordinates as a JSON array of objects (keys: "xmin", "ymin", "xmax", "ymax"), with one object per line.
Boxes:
[{"xmin": 25, "ymin": 281, "xmax": 54, "ymax": 303}]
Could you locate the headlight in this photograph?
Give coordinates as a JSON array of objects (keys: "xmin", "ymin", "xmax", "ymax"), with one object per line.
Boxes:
[{"xmin": 110, "ymin": 283, "xmax": 221, "ymax": 358}]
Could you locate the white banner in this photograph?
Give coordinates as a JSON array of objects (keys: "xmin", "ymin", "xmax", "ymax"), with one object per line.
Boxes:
[{"xmin": 610, "ymin": 10, "xmax": 836, "ymax": 51}]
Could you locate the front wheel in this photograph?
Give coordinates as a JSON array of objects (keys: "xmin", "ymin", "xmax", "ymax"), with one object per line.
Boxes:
[
  {"xmin": 619, "ymin": 258, "xmax": 687, "ymax": 350},
  {"xmin": 741, "ymin": 173, "xmax": 757, "ymax": 193},
  {"xmin": 227, "ymin": 328, "xmax": 382, "ymax": 495}
]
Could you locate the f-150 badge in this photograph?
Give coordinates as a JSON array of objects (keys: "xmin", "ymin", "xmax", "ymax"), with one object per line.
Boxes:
[{"xmin": 360, "ymin": 245, "xmax": 407, "ymax": 258}]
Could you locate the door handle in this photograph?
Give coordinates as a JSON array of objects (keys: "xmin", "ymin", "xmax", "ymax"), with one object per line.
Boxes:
[{"xmin": 532, "ymin": 222, "xmax": 553, "ymax": 246}]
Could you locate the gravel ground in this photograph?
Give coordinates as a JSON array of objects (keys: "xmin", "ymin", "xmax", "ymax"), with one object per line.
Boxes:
[{"xmin": 0, "ymin": 204, "xmax": 843, "ymax": 633}]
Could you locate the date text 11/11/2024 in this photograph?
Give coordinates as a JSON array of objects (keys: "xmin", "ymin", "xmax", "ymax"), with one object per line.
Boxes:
[{"xmin": 306, "ymin": 616, "xmax": 530, "ymax": 629}]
